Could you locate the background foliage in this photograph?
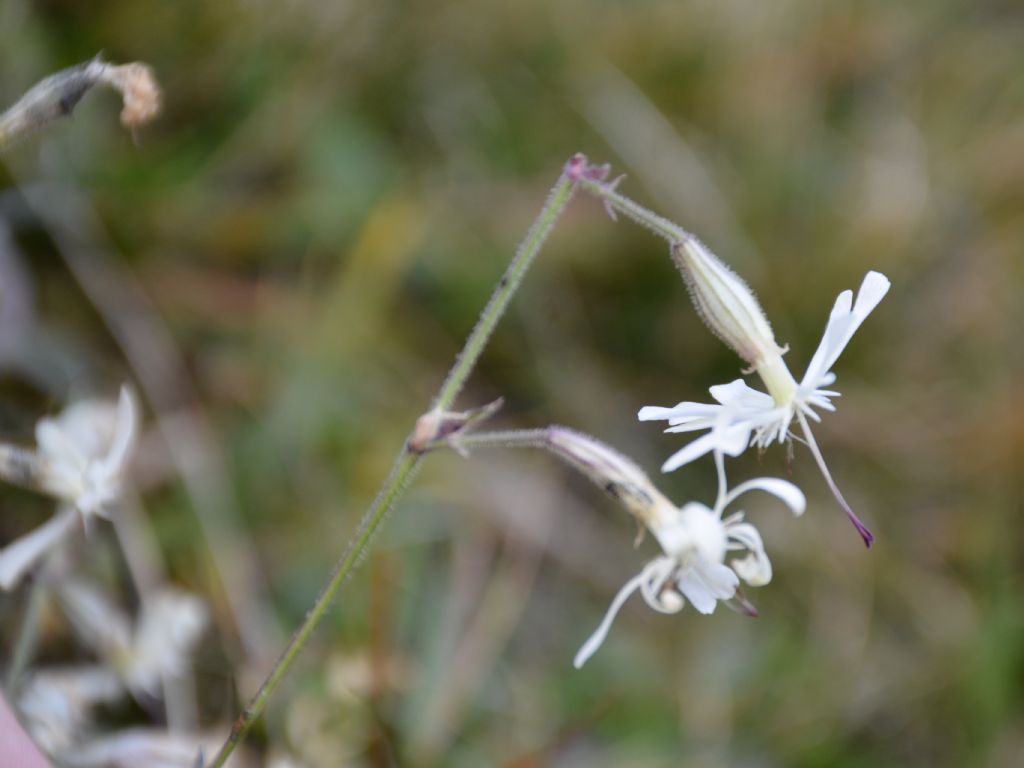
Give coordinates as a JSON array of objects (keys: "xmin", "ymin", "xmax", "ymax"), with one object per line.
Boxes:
[{"xmin": 2, "ymin": 0, "xmax": 1023, "ymax": 765}]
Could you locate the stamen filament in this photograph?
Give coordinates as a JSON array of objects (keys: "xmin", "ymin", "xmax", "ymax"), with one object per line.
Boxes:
[{"xmin": 796, "ymin": 411, "xmax": 874, "ymax": 548}]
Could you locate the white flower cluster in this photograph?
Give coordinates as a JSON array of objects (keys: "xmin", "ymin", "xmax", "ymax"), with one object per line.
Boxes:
[
  {"xmin": 555, "ymin": 227, "xmax": 887, "ymax": 667},
  {"xmin": 642, "ymin": 235, "xmax": 890, "ymax": 546}
]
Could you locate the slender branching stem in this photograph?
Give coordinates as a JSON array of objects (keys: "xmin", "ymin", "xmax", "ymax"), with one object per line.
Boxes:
[
  {"xmin": 207, "ymin": 159, "xmax": 580, "ymax": 768},
  {"xmin": 456, "ymin": 429, "xmax": 552, "ymax": 451},
  {"xmin": 575, "ymin": 175, "xmax": 689, "ymax": 244}
]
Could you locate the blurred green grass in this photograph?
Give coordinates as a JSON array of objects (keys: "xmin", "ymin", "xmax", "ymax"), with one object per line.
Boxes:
[{"xmin": 2, "ymin": 0, "xmax": 1024, "ymax": 765}]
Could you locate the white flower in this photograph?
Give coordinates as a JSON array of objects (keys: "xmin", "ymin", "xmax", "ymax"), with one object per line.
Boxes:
[
  {"xmin": 639, "ymin": 271, "xmax": 890, "ymax": 546},
  {"xmin": 574, "ymin": 455, "xmax": 805, "ymax": 668},
  {"xmin": 59, "ymin": 581, "xmax": 208, "ymax": 698},
  {"xmin": 0, "ymin": 386, "xmax": 138, "ymax": 589},
  {"xmin": 18, "ymin": 667, "xmax": 124, "ymax": 754},
  {"xmin": 36, "ymin": 385, "xmax": 139, "ymax": 517},
  {"xmin": 53, "ymin": 728, "xmax": 203, "ymax": 768}
]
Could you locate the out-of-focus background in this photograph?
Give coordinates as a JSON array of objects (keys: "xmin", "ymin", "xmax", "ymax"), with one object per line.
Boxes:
[{"xmin": 1, "ymin": 0, "xmax": 1022, "ymax": 765}]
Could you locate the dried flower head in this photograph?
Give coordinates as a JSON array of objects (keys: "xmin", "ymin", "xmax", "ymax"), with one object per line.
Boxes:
[
  {"xmin": 93, "ymin": 62, "xmax": 162, "ymax": 129},
  {"xmin": 0, "ymin": 57, "xmax": 161, "ymax": 148}
]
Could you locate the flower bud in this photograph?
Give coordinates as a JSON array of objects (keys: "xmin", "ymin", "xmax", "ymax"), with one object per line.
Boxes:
[{"xmin": 671, "ymin": 235, "xmax": 783, "ymax": 367}]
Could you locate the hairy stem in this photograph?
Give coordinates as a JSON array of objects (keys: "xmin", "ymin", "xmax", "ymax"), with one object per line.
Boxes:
[
  {"xmin": 576, "ymin": 175, "xmax": 689, "ymax": 244},
  {"xmin": 207, "ymin": 158, "xmax": 580, "ymax": 768}
]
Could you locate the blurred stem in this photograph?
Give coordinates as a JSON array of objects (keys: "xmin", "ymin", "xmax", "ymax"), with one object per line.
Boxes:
[
  {"xmin": 208, "ymin": 158, "xmax": 580, "ymax": 768},
  {"xmin": 576, "ymin": 175, "xmax": 688, "ymax": 244},
  {"xmin": 6, "ymin": 576, "xmax": 47, "ymax": 693}
]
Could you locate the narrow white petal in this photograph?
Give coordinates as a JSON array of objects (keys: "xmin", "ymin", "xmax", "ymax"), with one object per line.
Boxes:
[
  {"xmin": 661, "ymin": 432, "xmax": 719, "ymax": 472},
  {"xmin": 662, "ymin": 421, "xmax": 753, "ymax": 473},
  {"xmin": 638, "ymin": 557, "xmax": 686, "ymax": 613},
  {"xmin": 802, "ymin": 271, "xmax": 891, "ymax": 389},
  {"xmin": 98, "ymin": 386, "xmax": 138, "ymax": 480},
  {"xmin": 732, "ymin": 552, "xmax": 772, "ymax": 587},
  {"xmin": 638, "ymin": 405, "xmax": 676, "ymax": 421},
  {"xmin": 664, "ymin": 420, "xmax": 719, "ymax": 434},
  {"xmin": 722, "ymin": 478, "xmax": 806, "ymax": 516},
  {"xmin": 727, "ymin": 522, "xmax": 773, "ymax": 586},
  {"xmin": 574, "ymin": 572, "xmax": 646, "ymax": 669},
  {"xmin": 0, "ymin": 508, "xmax": 78, "ymax": 590},
  {"xmin": 640, "ymin": 402, "xmax": 724, "ymax": 427}
]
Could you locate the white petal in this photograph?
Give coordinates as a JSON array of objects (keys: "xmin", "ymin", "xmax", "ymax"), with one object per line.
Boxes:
[
  {"xmin": 676, "ymin": 559, "xmax": 737, "ymax": 614},
  {"xmin": 127, "ymin": 590, "xmax": 208, "ymax": 693},
  {"xmin": 35, "ymin": 420, "xmax": 86, "ymax": 471},
  {"xmin": 664, "ymin": 420, "xmax": 719, "ymax": 434},
  {"xmin": 574, "ymin": 571, "xmax": 646, "ymax": 669},
  {"xmin": 97, "ymin": 386, "xmax": 138, "ymax": 480},
  {"xmin": 638, "ymin": 557, "xmax": 687, "ymax": 613},
  {"xmin": 661, "ymin": 432, "xmax": 719, "ymax": 472},
  {"xmin": 0, "ymin": 508, "xmax": 78, "ymax": 590},
  {"xmin": 727, "ymin": 522, "xmax": 773, "ymax": 586},
  {"xmin": 801, "ymin": 271, "xmax": 891, "ymax": 389},
  {"xmin": 709, "ymin": 379, "xmax": 771, "ymax": 407},
  {"xmin": 722, "ymin": 477, "xmax": 806, "ymax": 516},
  {"xmin": 715, "ymin": 422, "xmax": 755, "ymax": 456}
]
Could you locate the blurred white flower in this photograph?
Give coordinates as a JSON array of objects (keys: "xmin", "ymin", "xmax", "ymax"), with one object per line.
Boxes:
[
  {"xmin": 0, "ymin": 386, "xmax": 138, "ymax": 589},
  {"xmin": 36, "ymin": 385, "xmax": 139, "ymax": 517},
  {"xmin": 57, "ymin": 729, "xmax": 203, "ymax": 768},
  {"xmin": 574, "ymin": 454, "xmax": 804, "ymax": 668},
  {"xmin": 639, "ymin": 270, "xmax": 890, "ymax": 545},
  {"xmin": 18, "ymin": 667, "xmax": 123, "ymax": 755},
  {"xmin": 59, "ymin": 582, "xmax": 208, "ymax": 698}
]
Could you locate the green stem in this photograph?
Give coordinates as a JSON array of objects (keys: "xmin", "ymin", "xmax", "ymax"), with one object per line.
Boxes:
[
  {"xmin": 207, "ymin": 160, "xmax": 580, "ymax": 768},
  {"xmin": 6, "ymin": 577, "xmax": 48, "ymax": 693},
  {"xmin": 576, "ymin": 176, "xmax": 689, "ymax": 244}
]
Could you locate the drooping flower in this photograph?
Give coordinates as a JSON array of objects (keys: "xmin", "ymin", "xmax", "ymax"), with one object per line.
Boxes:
[
  {"xmin": 574, "ymin": 452, "xmax": 804, "ymax": 668},
  {"xmin": 641, "ymin": 239, "xmax": 889, "ymax": 545},
  {"xmin": 0, "ymin": 386, "xmax": 138, "ymax": 589}
]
